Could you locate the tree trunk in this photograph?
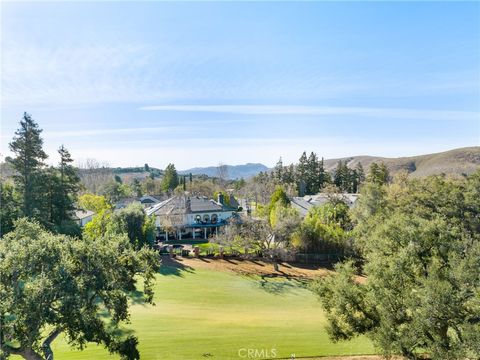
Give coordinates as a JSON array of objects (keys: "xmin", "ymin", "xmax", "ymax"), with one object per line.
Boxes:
[
  {"xmin": 23, "ymin": 348, "xmax": 44, "ymax": 360},
  {"xmin": 42, "ymin": 328, "xmax": 61, "ymax": 360},
  {"xmin": 4, "ymin": 347, "xmax": 44, "ymax": 360}
]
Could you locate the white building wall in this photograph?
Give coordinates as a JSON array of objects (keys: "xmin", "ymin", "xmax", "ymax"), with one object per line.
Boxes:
[
  {"xmin": 154, "ymin": 212, "xmax": 233, "ymax": 228},
  {"xmin": 187, "ymin": 211, "xmax": 233, "ymax": 225}
]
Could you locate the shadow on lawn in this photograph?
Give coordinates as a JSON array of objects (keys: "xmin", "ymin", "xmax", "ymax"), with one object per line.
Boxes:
[
  {"xmin": 256, "ymin": 274, "xmax": 310, "ymax": 295},
  {"xmin": 158, "ymin": 256, "xmax": 195, "ymax": 277}
]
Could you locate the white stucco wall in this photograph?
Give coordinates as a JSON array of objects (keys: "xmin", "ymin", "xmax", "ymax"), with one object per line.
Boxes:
[{"xmin": 155, "ymin": 211, "xmax": 234, "ymax": 228}]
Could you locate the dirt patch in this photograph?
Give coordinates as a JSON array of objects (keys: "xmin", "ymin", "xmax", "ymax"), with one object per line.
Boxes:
[
  {"xmin": 294, "ymin": 357, "xmax": 399, "ymax": 360},
  {"xmin": 162, "ymin": 256, "xmax": 333, "ymax": 280},
  {"xmin": 161, "ymin": 256, "xmax": 369, "ymax": 285}
]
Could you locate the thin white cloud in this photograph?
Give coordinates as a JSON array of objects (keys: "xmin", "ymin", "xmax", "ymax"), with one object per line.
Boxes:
[
  {"xmin": 139, "ymin": 105, "xmax": 479, "ymax": 121},
  {"xmin": 43, "ymin": 126, "xmax": 176, "ymax": 139}
]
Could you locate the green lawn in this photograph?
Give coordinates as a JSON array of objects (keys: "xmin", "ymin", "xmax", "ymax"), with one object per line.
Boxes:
[{"xmin": 47, "ymin": 263, "xmax": 374, "ymax": 359}]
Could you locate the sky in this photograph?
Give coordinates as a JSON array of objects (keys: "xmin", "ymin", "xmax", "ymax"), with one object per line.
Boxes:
[{"xmin": 1, "ymin": 1, "xmax": 479, "ymax": 170}]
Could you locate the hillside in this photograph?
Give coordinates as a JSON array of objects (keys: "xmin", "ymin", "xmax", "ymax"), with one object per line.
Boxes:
[
  {"xmin": 177, "ymin": 147, "xmax": 480, "ymax": 179},
  {"xmin": 324, "ymin": 146, "xmax": 480, "ymax": 177},
  {"xmin": 178, "ymin": 163, "xmax": 269, "ymax": 179}
]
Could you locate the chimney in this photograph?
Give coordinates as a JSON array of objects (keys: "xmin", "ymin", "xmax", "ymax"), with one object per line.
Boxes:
[{"xmin": 217, "ymin": 193, "xmax": 224, "ymax": 205}]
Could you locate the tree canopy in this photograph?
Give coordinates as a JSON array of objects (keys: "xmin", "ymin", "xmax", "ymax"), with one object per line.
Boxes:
[
  {"xmin": 0, "ymin": 219, "xmax": 158, "ymax": 360},
  {"xmin": 315, "ymin": 171, "xmax": 480, "ymax": 359}
]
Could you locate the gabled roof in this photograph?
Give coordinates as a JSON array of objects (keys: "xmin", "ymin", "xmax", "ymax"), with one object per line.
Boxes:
[
  {"xmin": 73, "ymin": 209, "xmax": 95, "ymax": 220},
  {"xmin": 145, "ymin": 198, "xmax": 178, "ymax": 216},
  {"xmin": 291, "ymin": 193, "xmax": 360, "ymax": 217},
  {"xmin": 307, "ymin": 193, "xmax": 359, "ymax": 207},
  {"xmin": 140, "ymin": 195, "xmax": 160, "ymax": 204},
  {"xmin": 189, "ymin": 197, "xmax": 224, "ymax": 213},
  {"xmin": 291, "ymin": 197, "xmax": 312, "ymax": 217},
  {"xmin": 146, "ymin": 196, "xmax": 231, "ymax": 216},
  {"xmin": 114, "ymin": 197, "xmax": 139, "ymax": 209}
]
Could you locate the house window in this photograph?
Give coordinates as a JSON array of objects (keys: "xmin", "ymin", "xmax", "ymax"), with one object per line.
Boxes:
[
  {"xmin": 203, "ymin": 214, "xmax": 210, "ymax": 223},
  {"xmin": 211, "ymin": 214, "xmax": 218, "ymax": 224},
  {"xmin": 195, "ymin": 215, "xmax": 201, "ymax": 224}
]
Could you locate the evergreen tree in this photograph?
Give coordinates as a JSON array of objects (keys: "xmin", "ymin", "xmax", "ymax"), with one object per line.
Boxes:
[
  {"xmin": 57, "ymin": 145, "xmax": 80, "ymax": 223},
  {"xmin": 378, "ymin": 162, "xmax": 390, "ymax": 184},
  {"xmin": 161, "ymin": 163, "xmax": 179, "ymax": 192},
  {"xmin": 350, "ymin": 169, "xmax": 359, "ymax": 193},
  {"xmin": 367, "ymin": 162, "xmax": 380, "ymax": 184},
  {"xmin": 334, "ymin": 160, "xmax": 345, "ymax": 190},
  {"xmin": 8, "ymin": 112, "xmax": 48, "ymax": 219},
  {"xmin": 42, "ymin": 166, "xmax": 60, "ymax": 227},
  {"xmin": 132, "ymin": 178, "xmax": 142, "ymax": 197},
  {"xmin": 284, "ymin": 164, "xmax": 296, "ymax": 185},
  {"xmin": 318, "ymin": 157, "xmax": 328, "ymax": 190},
  {"xmin": 306, "ymin": 152, "xmax": 320, "ymax": 194},
  {"xmin": 296, "ymin": 151, "xmax": 308, "ymax": 195},
  {"xmin": 367, "ymin": 162, "xmax": 389, "ymax": 185},
  {"xmin": 342, "ymin": 161, "xmax": 351, "ymax": 192},
  {"xmin": 274, "ymin": 157, "xmax": 284, "ymax": 183},
  {"xmin": 355, "ymin": 163, "xmax": 365, "ymax": 186}
]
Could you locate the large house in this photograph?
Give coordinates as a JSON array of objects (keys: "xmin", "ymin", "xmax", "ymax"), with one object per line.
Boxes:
[{"xmin": 146, "ymin": 194, "xmax": 237, "ymax": 241}]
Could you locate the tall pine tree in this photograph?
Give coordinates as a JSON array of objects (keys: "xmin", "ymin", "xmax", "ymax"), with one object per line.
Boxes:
[
  {"xmin": 296, "ymin": 152, "xmax": 308, "ymax": 196},
  {"xmin": 274, "ymin": 157, "xmax": 284, "ymax": 184},
  {"xmin": 57, "ymin": 145, "xmax": 80, "ymax": 223},
  {"xmin": 306, "ymin": 152, "xmax": 319, "ymax": 194},
  {"xmin": 8, "ymin": 112, "xmax": 48, "ymax": 218},
  {"xmin": 367, "ymin": 162, "xmax": 389, "ymax": 185},
  {"xmin": 356, "ymin": 163, "xmax": 365, "ymax": 185},
  {"xmin": 334, "ymin": 160, "xmax": 344, "ymax": 190},
  {"xmin": 317, "ymin": 157, "xmax": 328, "ymax": 190}
]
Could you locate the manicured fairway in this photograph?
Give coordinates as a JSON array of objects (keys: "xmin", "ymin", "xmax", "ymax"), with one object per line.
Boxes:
[{"xmin": 45, "ymin": 261, "xmax": 374, "ymax": 359}]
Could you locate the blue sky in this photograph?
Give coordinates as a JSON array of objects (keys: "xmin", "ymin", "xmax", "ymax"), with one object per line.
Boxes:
[{"xmin": 1, "ymin": 1, "xmax": 479, "ymax": 169}]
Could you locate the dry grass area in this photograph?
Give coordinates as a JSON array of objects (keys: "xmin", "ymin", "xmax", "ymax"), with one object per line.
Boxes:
[
  {"xmin": 166, "ymin": 256, "xmax": 334, "ymax": 279},
  {"xmin": 306, "ymin": 356, "xmax": 401, "ymax": 360},
  {"xmin": 164, "ymin": 256, "xmax": 368, "ymax": 284}
]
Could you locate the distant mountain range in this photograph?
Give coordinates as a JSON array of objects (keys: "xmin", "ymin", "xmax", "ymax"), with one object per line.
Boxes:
[
  {"xmin": 179, "ymin": 147, "xmax": 480, "ymax": 179},
  {"xmin": 1, "ymin": 147, "xmax": 478, "ymax": 183},
  {"xmin": 178, "ymin": 163, "xmax": 269, "ymax": 179}
]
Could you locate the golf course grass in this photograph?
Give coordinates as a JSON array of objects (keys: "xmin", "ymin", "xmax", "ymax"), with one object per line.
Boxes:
[{"xmin": 43, "ymin": 260, "xmax": 375, "ymax": 359}]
